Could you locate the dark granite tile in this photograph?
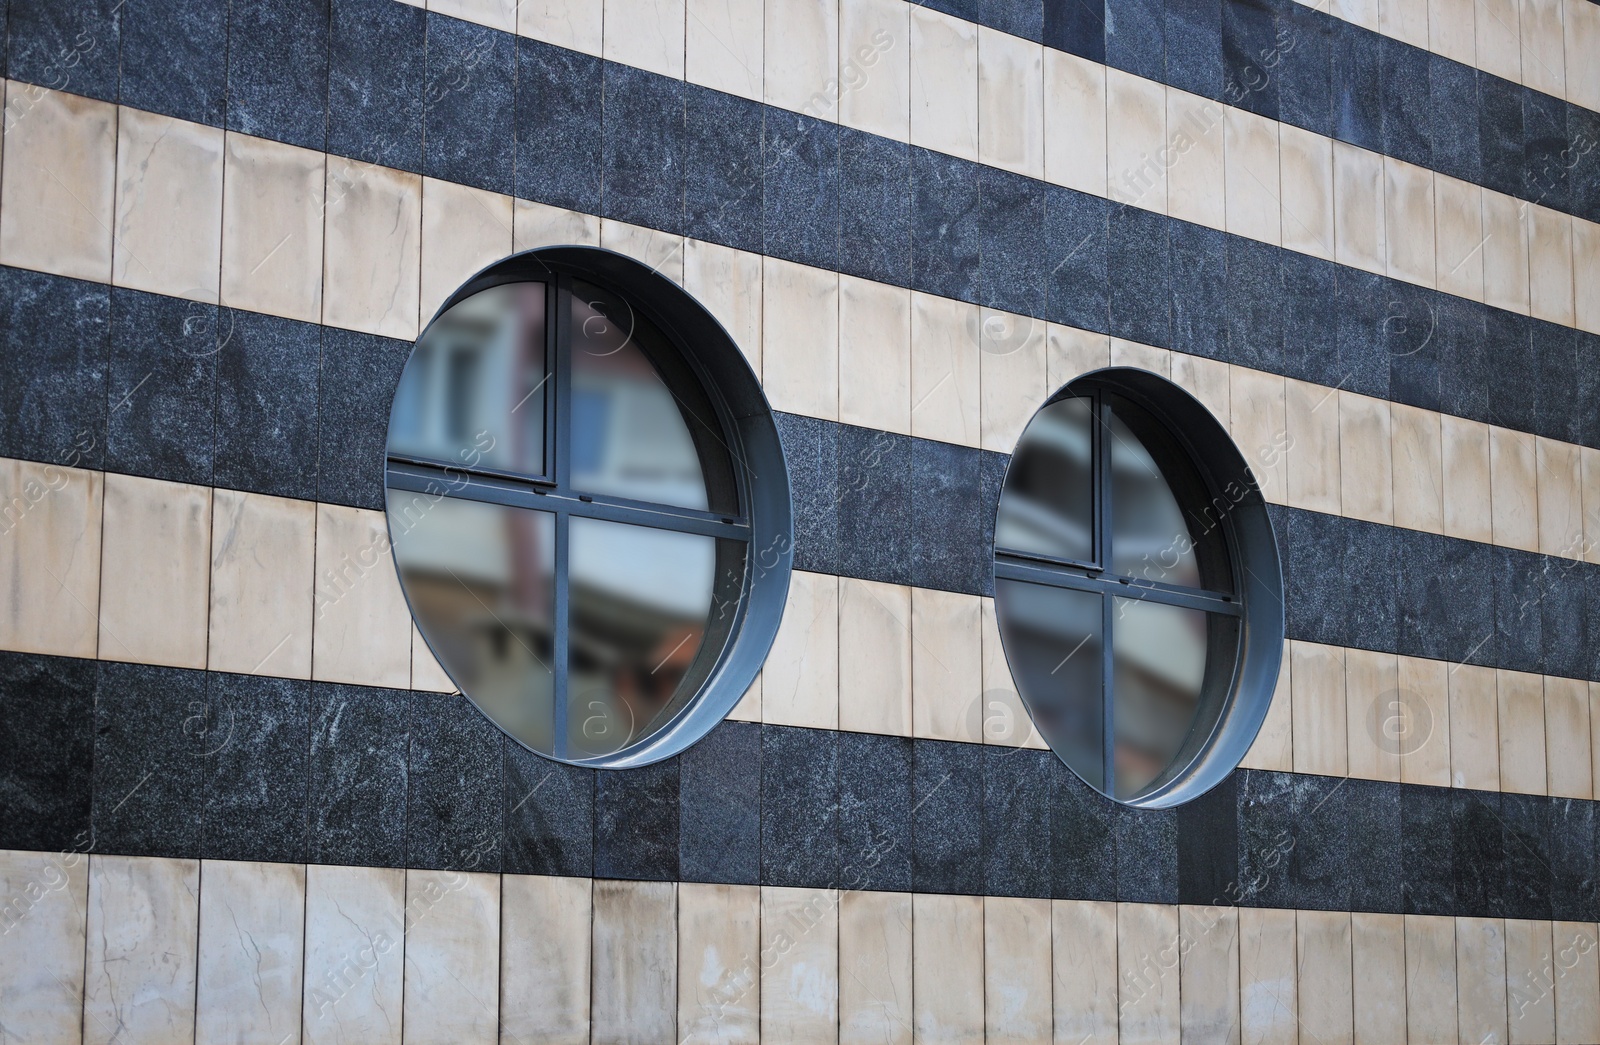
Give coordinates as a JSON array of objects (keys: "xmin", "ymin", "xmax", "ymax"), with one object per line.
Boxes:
[
  {"xmin": 925, "ymin": 0, "xmax": 982, "ymax": 20},
  {"xmin": 1537, "ymin": 558, "xmax": 1588, "ymax": 680},
  {"xmin": 204, "ymin": 673, "xmax": 309, "ymax": 864},
  {"xmin": 1577, "ymin": 331, "xmax": 1600, "ymax": 450},
  {"xmin": 1043, "ymin": 186, "xmax": 1109, "ymax": 335},
  {"xmin": 978, "ymin": 450, "xmax": 1008, "ymax": 597},
  {"xmin": 0, "ymin": 268, "xmax": 109, "ymax": 471},
  {"xmin": 681, "ymin": 720, "xmax": 761, "ymax": 885},
  {"xmin": 837, "ymin": 128, "xmax": 910, "ymax": 287},
  {"xmin": 1177, "ymin": 773, "xmax": 1239, "ymax": 906},
  {"xmin": 227, "ymin": 0, "xmax": 328, "ymax": 151},
  {"xmin": 1429, "ymin": 56, "xmax": 1481, "ymax": 184},
  {"xmin": 1478, "ymin": 74, "xmax": 1525, "ymax": 199},
  {"xmin": 1279, "ymin": 251, "xmax": 1338, "ymax": 388},
  {"xmin": 839, "ymin": 732, "xmax": 912, "ymax": 892},
  {"xmin": 836, "ymin": 425, "xmax": 913, "ymax": 585},
  {"xmin": 1164, "ymin": 0, "xmax": 1223, "ymax": 99},
  {"xmin": 503, "ymin": 742, "xmax": 593, "ymax": 877},
  {"xmin": 1221, "ymin": 0, "xmax": 1280, "ymax": 118},
  {"xmin": 1224, "ymin": 235, "xmax": 1282, "ymax": 373},
  {"xmin": 773, "ymin": 413, "xmax": 839, "ymax": 575},
  {"xmin": 1280, "ymin": 508, "xmax": 1344, "ymax": 648},
  {"xmin": 1500, "ymin": 792, "xmax": 1553, "ymax": 921},
  {"xmin": 1586, "ymin": 569, "xmax": 1600, "ymax": 683},
  {"xmin": 1385, "ymin": 282, "xmax": 1442, "ymax": 414},
  {"xmin": 1379, "ymin": 36, "xmax": 1431, "ymax": 167},
  {"xmin": 1400, "ymin": 783, "xmax": 1453, "ymax": 915},
  {"xmin": 1534, "ymin": 320, "xmax": 1581, "ymax": 446},
  {"xmin": 594, "ymin": 758, "xmax": 679, "ymax": 881},
  {"xmin": 984, "ymin": 0, "xmax": 1045, "ymax": 41},
  {"xmin": 762, "ymin": 725, "xmax": 839, "ymax": 888},
  {"xmin": 912, "ymin": 738, "xmax": 983, "ymax": 894},
  {"xmin": 92, "ymin": 662, "xmax": 207, "ymax": 858},
  {"xmin": 1044, "ymin": 0, "xmax": 1107, "ymax": 63},
  {"xmin": 120, "ymin": 0, "xmax": 226, "ymax": 126},
  {"xmin": 911, "ymin": 147, "xmax": 981, "ymax": 304},
  {"xmin": 214, "ymin": 310, "xmax": 319, "ymax": 502},
  {"xmin": 763, "ymin": 110, "xmax": 839, "ymax": 270},
  {"xmin": 910, "ymin": 437, "xmax": 988, "ymax": 595},
  {"xmin": 983, "ymin": 746, "xmax": 1052, "ymax": 897},
  {"xmin": 1050, "ymin": 758, "xmax": 1118, "ymax": 900},
  {"xmin": 0, "ymin": 652, "xmax": 95, "ymax": 853},
  {"xmin": 1277, "ymin": 2, "xmax": 1333, "ymax": 137},
  {"xmin": 1346, "ymin": 777, "xmax": 1402, "ymax": 913},
  {"xmin": 1170, "ymin": 222, "xmax": 1230, "ymax": 362},
  {"xmin": 1330, "ymin": 20, "xmax": 1381, "ymax": 151},
  {"xmin": 1435, "ymin": 295, "xmax": 1490, "ymax": 424},
  {"xmin": 603, "ymin": 63, "xmax": 684, "ymax": 235},
  {"xmin": 1117, "ymin": 804, "xmax": 1178, "ymax": 904},
  {"xmin": 328, "ymin": 0, "xmax": 425, "ymax": 173},
  {"xmin": 8, "ymin": 0, "xmax": 120, "ymax": 101},
  {"xmin": 1487, "ymin": 305, "xmax": 1539, "ymax": 449},
  {"xmin": 1492, "ymin": 546, "xmax": 1546, "ymax": 674},
  {"xmin": 1107, "ymin": 205, "xmax": 1171, "ymax": 347},
  {"xmin": 1332, "ymin": 265, "xmax": 1391, "ymax": 400},
  {"xmin": 1451, "ymin": 788, "xmax": 1505, "ymax": 917},
  {"xmin": 1570, "ymin": 107, "xmax": 1600, "ymax": 224},
  {"xmin": 1238, "ymin": 771, "xmax": 1348, "ymax": 910},
  {"xmin": 514, "ymin": 36, "xmax": 603, "ymax": 214},
  {"xmin": 105, "ymin": 288, "xmax": 214, "ymax": 487},
  {"xmin": 408, "ymin": 692, "xmax": 503, "ymax": 872},
  {"xmin": 1107, "ymin": 0, "xmax": 1165, "ymax": 81},
  {"xmin": 318, "ymin": 327, "xmax": 410, "ymax": 510},
  {"xmin": 683, "ymin": 84, "xmax": 765, "ymax": 255},
  {"xmin": 1346, "ymin": 517, "xmax": 1399, "ymax": 654},
  {"xmin": 308, "ymin": 683, "xmax": 409, "ymax": 867},
  {"xmin": 977, "ymin": 166, "xmax": 1047, "ymax": 317},
  {"xmin": 1397, "ymin": 532, "xmax": 1496, "ymax": 666},
  {"xmin": 1524, "ymin": 89, "xmax": 1570, "ymax": 212},
  {"xmin": 423, "ymin": 12, "xmax": 514, "ymax": 195},
  {"xmin": 1550, "ymin": 798, "xmax": 1597, "ymax": 922}
]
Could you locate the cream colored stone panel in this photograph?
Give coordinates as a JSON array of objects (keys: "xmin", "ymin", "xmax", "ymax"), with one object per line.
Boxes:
[
  {"xmin": 764, "ymin": 256, "xmax": 839, "ymax": 420},
  {"xmin": 0, "ymin": 86, "xmax": 115, "ymax": 283},
  {"xmin": 322, "ymin": 158, "xmax": 421, "ymax": 341},
  {"xmin": 0, "ymin": 848, "xmax": 89, "ymax": 1045},
  {"xmin": 1109, "ymin": 337, "xmax": 1171, "ymax": 376},
  {"xmin": 983, "ymin": 896, "xmax": 1052, "ymax": 1045},
  {"xmin": 1537, "ymin": 436, "xmax": 1584, "ymax": 559},
  {"xmin": 1339, "ymin": 392, "xmax": 1394, "ymax": 525},
  {"xmin": 1238, "ymin": 907, "xmax": 1296, "ymax": 1045},
  {"xmin": 687, "ymin": 0, "xmax": 765, "ymax": 100},
  {"xmin": 1435, "ymin": 173, "xmax": 1486, "ymax": 302},
  {"xmin": 839, "ymin": 578, "xmax": 912, "ymax": 736},
  {"xmin": 403, "ymin": 870, "xmax": 500, "ymax": 1045},
  {"xmin": 99, "ymin": 472, "xmax": 211, "ymax": 668},
  {"xmin": 1169, "ymin": 353, "xmax": 1230, "ymax": 427},
  {"xmin": 1296, "ymin": 910, "xmax": 1354, "ymax": 1045},
  {"xmin": 1240, "ymin": 650, "xmax": 1293, "ymax": 772},
  {"xmin": 1507, "ymin": 918, "xmax": 1557, "ymax": 1043},
  {"xmin": 1346, "ymin": 648, "xmax": 1401, "ymax": 782},
  {"xmin": 1586, "ymin": 446, "xmax": 1600, "ymax": 565},
  {"xmin": 839, "ymin": 275, "xmax": 911, "ymax": 434},
  {"xmin": 594, "ymin": 879, "xmax": 677, "ymax": 1045},
  {"xmin": 220, "ymin": 132, "xmax": 325, "ymax": 324},
  {"xmin": 1546, "ymin": 676, "xmax": 1594, "ymax": 799},
  {"xmin": 1334, "ymin": 142, "xmax": 1387, "ymax": 275},
  {"xmin": 1499, "ymin": 668, "xmax": 1549, "ymax": 795},
  {"xmin": 977, "ymin": 28, "xmax": 1044, "ymax": 179},
  {"xmin": 1457, "ymin": 917, "xmax": 1509, "ymax": 1045},
  {"xmin": 1054, "ymin": 900, "xmax": 1119, "ymax": 1045},
  {"xmin": 1442, "ymin": 413, "xmax": 1495, "ymax": 543},
  {"xmin": 1477, "ymin": 0, "xmax": 1525, "ymax": 82},
  {"xmin": 1291, "ymin": 640, "xmax": 1348, "ymax": 777},
  {"xmin": 1576, "ymin": 216, "xmax": 1600, "ymax": 336},
  {"xmin": 765, "ymin": 570, "xmax": 840, "ymax": 729},
  {"xmin": 910, "ymin": 586, "xmax": 983, "ymax": 743},
  {"xmin": 1491, "ymin": 426, "xmax": 1541, "ymax": 553},
  {"xmin": 1380, "ymin": 0, "xmax": 1431, "ymax": 45},
  {"xmin": 1118, "ymin": 904, "xmax": 1182, "ymax": 1045},
  {"xmin": 765, "ymin": 0, "xmax": 839, "ymax": 117},
  {"xmin": 520, "ymin": 0, "xmax": 604, "ymax": 56},
  {"xmin": 602, "ymin": 219, "xmax": 687, "ymax": 281},
  {"xmin": 1163, "ymin": 89, "xmax": 1228, "ymax": 233},
  {"xmin": 502, "ymin": 875, "xmax": 590, "ymax": 1044},
  {"xmin": 113, "ymin": 107, "xmax": 224, "ymax": 303},
  {"xmin": 839, "ymin": 890, "xmax": 912, "ymax": 1045},
  {"xmin": 981, "ymin": 597, "xmax": 1045, "ymax": 749},
  {"xmin": 513, "ymin": 197, "xmax": 601, "ymax": 251},
  {"xmin": 762, "ymin": 886, "xmax": 840, "ymax": 1045},
  {"xmin": 1283, "ymin": 377, "xmax": 1341, "ymax": 514},
  {"xmin": 1279, "ymin": 123, "xmax": 1336, "ymax": 259},
  {"xmin": 1450, "ymin": 663, "xmax": 1502, "ymax": 790},
  {"xmin": 979, "ymin": 307, "xmax": 1048, "ymax": 453},
  {"xmin": 1334, "ymin": 0, "xmax": 1382, "ymax": 31},
  {"xmin": 683, "ymin": 239, "xmax": 763, "ymax": 378},
  {"xmin": 312, "ymin": 503, "xmax": 413, "ymax": 689},
  {"xmin": 84, "ymin": 855, "xmax": 199, "ymax": 1045},
  {"xmin": 207, "ymin": 488, "xmax": 315, "ymax": 680},
  {"xmin": 1482, "ymin": 188, "xmax": 1532, "ymax": 315},
  {"xmin": 302, "ymin": 864, "xmax": 404, "ymax": 1045},
  {"xmin": 908, "ymin": 8, "xmax": 978, "ymax": 161},
  {"xmin": 0, "ymin": 459, "xmax": 103, "ymax": 659},
  {"xmin": 913, "ymin": 893, "xmax": 984, "ymax": 1043},
  {"xmin": 1225, "ymin": 107, "xmax": 1282, "ymax": 245},
  {"xmin": 196, "ymin": 860, "xmax": 305, "ymax": 1045},
  {"xmin": 1351, "ymin": 912, "xmax": 1407, "ymax": 1045},
  {"xmin": 1398, "ymin": 655, "xmax": 1452, "ymax": 787},
  {"xmin": 432, "ymin": 0, "xmax": 517, "ymax": 32},
  {"xmin": 1391, "ymin": 402, "xmax": 1444, "ymax": 534},
  {"xmin": 1229, "ymin": 367, "xmax": 1288, "ymax": 504},
  {"xmin": 1383, "ymin": 156, "xmax": 1436, "ymax": 288},
  {"xmin": 1048, "ymin": 324, "xmax": 1111, "ymax": 392},
  {"xmin": 1529, "ymin": 204, "xmax": 1575, "ymax": 327},
  {"xmin": 1106, "ymin": 68, "xmax": 1168, "ymax": 212},
  {"xmin": 1554, "ymin": 924, "xmax": 1600, "ymax": 1043},
  {"xmin": 910, "ymin": 292, "xmax": 981, "ymax": 445},
  {"xmin": 1178, "ymin": 905, "xmax": 1240, "ymax": 1044},
  {"xmin": 1406, "ymin": 915, "xmax": 1460, "ymax": 1044},
  {"xmin": 1431, "ymin": 0, "xmax": 1479, "ymax": 62},
  {"xmin": 678, "ymin": 882, "xmax": 760, "ymax": 1045},
  {"xmin": 412, "ymin": 623, "xmax": 455, "ymax": 693},
  {"xmin": 1521, "ymin": 0, "xmax": 1567, "ymax": 95},
  {"xmin": 838, "ymin": 0, "xmax": 909, "ymax": 141},
  {"xmin": 1569, "ymin": 0, "xmax": 1600, "ymax": 110},
  {"xmin": 606, "ymin": 0, "xmax": 687, "ymax": 79},
  {"xmin": 1043, "ymin": 50, "xmax": 1108, "ymax": 197},
  {"xmin": 732, "ymin": 675, "xmax": 764, "ymax": 722},
  {"xmin": 419, "ymin": 177, "xmax": 514, "ymax": 323}
]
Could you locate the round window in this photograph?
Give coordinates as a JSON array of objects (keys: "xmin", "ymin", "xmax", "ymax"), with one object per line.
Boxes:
[
  {"xmin": 384, "ymin": 247, "xmax": 791, "ymax": 768},
  {"xmin": 992, "ymin": 368, "xmax": 1283, "ymax": 807}
]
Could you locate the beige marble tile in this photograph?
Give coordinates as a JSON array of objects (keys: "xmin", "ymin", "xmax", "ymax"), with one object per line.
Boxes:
[
  {"xmin": 207, "ymin": 488, "xmax": 315, "ymax": 679},
  {"xmin": 1406, "ymin": 915, "xmax": 1460, "ymax": 1045},
  {"xmin": 838, "ymin": 578, "xmax": 912, "ymax": 737},
  {"xmin": 977, "ymin": 27, "xmax": 1044, "ymax": 179},
  {"xmin": 1443, "ymin": 413, "xmax": 1496, "ymax": 543},
  {"xmin": 1339, "ymin": 391, "xmax": 1394, "ymax": 524},
  {"xmin": 1586, "ymin": 446, "xmax": 1600, "ymax": 565},
  {"xmin": 909, "ymin": 291, "xmax": 981, "ymax": 445},
  {"xmin": 322, "ymin": 158, "xmax": 421, "ymax": 340},
  {"xmin": 1554, "ymin": 922, "xmax": 1600, "ymax": 1044},
  {"xmin": 727, "ymin": 672, "xmax": 763, "ymax": 722},
  {"xmin": 1391, "ymin": 402, "xmax": 1444, "ymax": 534},
  {"xmin": 979, "ymin": 306, "xmax": 1048, "ymax": 453},
  {"xmin": 0, "ymin": 459, "xmax": 103, "ymax": 659},
  {"xmin": 501, "ymin": 875, "xmax": 590, "ymax": 1044},
  {"xmin": 910, "ymin": 586, "xmax": 983, "ymax": 743},
  {"xmin": 764, "ymin": 256, "xmax": 839, "ymax": 420},
  {"xmin": 84, "ymin": 855, "xmax": 199, "ymax": 1045},
  {"xmin": 909, "ymin": 8, "xmax": 979, "ymax": 161},
  {"xmin": 1048, "ymin": 324, "xmax": 1111, "ymax": 392},
  {"xmin": 761, "ymin": 886, "xmax": 839, "ymax": 1045},
  {"xmin": 1167, "ymin": 355, "xmax": 1228, "ymax": 427},
  {"xmin": 1165, "ymin": 88, "xmax": 1228, "ymax": 233},
  {"xmin": 0, "ymin": 847, "xmax": 89, "ymax": 1045},
  {"xmin": 605, "ymin": 0, "xmax": 687, "ymax": 78},
  {"xmin": 1520, "ymin": 0, "xmax": 1567, "ymax": 95},
  {"xmin": 839, "ymin": 890, "xmax": 912, "ymax": 1045},
  {"xmin": 839, "ymin": 275, "xmax": 911, "ymax": 434},
  {"xmin": 220, "ymin": 132, "xmax": 325, "ymax": 323},
  {"xmin": 1238, "ymin": 907, "xmax": 1296, "ymax": 1045},
  {"xmin": 512, "ymin": 197, "xmax": 600, "ymax": 251},
  {"xmin": 0, "ymin": 86, "xmax": 115, "ymax": 282},
  {"xmin": 1333, "ymin": 141, "xmax": 1388, "ymax": 275},
  {"xmin": 99, "ymin": 472, "xmax": 211, "ymax": 668},
  {"xmin": 593, "ymin": 879, "xmax": 677, "ymax": 1045},
  {"xmin": 1043, "ymin": 50, "xmax": 1107, "ymax": 197},
  {"xmin": 981, "ymin": 597, "xmax": 1045, "ymax": 749},
  {"xmin": 1346, "ymin": 647, "xmax": 1401, "ymax": 782},
  {"xmin": 1492, "ymin": 426, "xmax": 1541, "ymax": 553},
  {"xmin": 1482, "ymin": 187, "xmax": 1532, "ymax": 315},
  {"xmin": 1225, "ymin": 107, "xmax": 1281, "ymax": 245},
  {"xmin": 1279, "ymin": 123, "xmax": 1336, "ymax": 259},
  {"xmin": 983, "ymin": 897, "xmax": 1052, "ymax": 1045},
  {"xmin": 765, "ymin": 570, "xmax": 840, "ymax": 729},
  {"xmin": 1457, "ymin": 917, "xmax": 1509, "ymax": 1045},
  {"xmin": 113, "ymin": 107, "xmax": 224, "ymax": 303},
  {"xmin": 1506, "ymin": 918, "xmax": 1556, "ymax": 1043},
  {"xmin": 687, "ymin": 0, "xmax": 765, "ymax": 100},
  {"xmin": 1352, "ymin": 912, "xmax": 1407, "ymax": 1045},
  {"xmin": 1499, "ymin": 668, "xmax": 1549, "ymax": 795},
  {"xmin": 520, "ymin": 0, "xmax": 604, "ymax": 55},
  {"xmin": 1106, "ymin": 67, "xmax": 1167, "ymax": 212},
  {"xmin": 312, "ymin": 503, "xmax": 413, "ymax": 689},
  {"xmin": 914, "ymin": 893, "xmax": 984, "ymax": 1043},
  {"xmin": 1296, "ymin": 910, "xmax": 1354, "ymax": 1045},
  {"xmin": 1569, "ymin": 0, "xmax": 1600, "ymax": 110},
  {"xmin": 1283, "ymin": 377, "xmax": 1341, "ymax": 513},
  {"xmin": 1178, "ymin": 905, "xmax": 1240, "ymax": 1044},
  {"xmin": 1240, "ymin": 649, "xmax": 1293, "ymax": 772},
  {"xmin": 1228, "ymin": 367, "xmax": 1288, "ymax": 504},
  {"xmin": 403, "ymin": 870, "xmax": 499, "ymax": 1045},
  {"xmin": 1435, "ymin": 173, "xmax": 1487, "ymax": 302},
  {"xmin": 600, "ymin": 220, "xmax": 685, "ymax": 285},
  {"xmin": 302, "ymin": 865, "xmax": 404, "ymax": 1045},
  {"xmin": 1291, "ymin": 640, "xmax": 1348, "ymax": 777},
  {"xmin": 838, "ymin": 0, "xmax": 909, "ymax": 141},
  {"xmin": 1109, "ymin": 337, "xmax": 1170, "ymax": 376},
  {"xmin": 1545, "ymin": 676, "xmax": 1593, "ymax": 799},
  {"xmin": 1398, "ymin": 655, "xmax": 1452, "ymax": 786},
  {"xmin": 419, "ymin": 176, "xmax": 513, "ymax": 324},
  {"xmin": 1576, "ymin": 216, "xmax": 1600, "ymax": 336},
  {"xmin": 1450, "ymin": 663, "xmax": 1502, "ymax": 790},
  {"xmin": 196, "ymin": 860, "xmax": 305, "ymax": 1045},
  {"xmin": 1054, "ymin": 900, "xmax": 1119, "ymax": 1045},
  {"xmin": 1477, "ymin": 0, "xmax": 1525, "ymax": 82},
  {"xmin": 1592, "ymin": 683, "xmax": 1600, "ymax": 801},
  {"xmin": 1529, "ymin": 204, "xmax": 1575, "ymax": 326},
  {"xmin": 1384, "ymin": 156, "xmax": 1436, "ymax": 287},
  {"xmin": 679, "ymin": 882, "xmax": 760, "ymax": 1045},
  {"xmin": 765, "ymin": 0, "xmax": 838, "ymax": 117},
  {"xmin": 432, "ymin": 0, "xmax": 517, "ymax": 32},
  {"xmin": 412, "ymin": 623, "xmax": 455, "ymax": 692},
  {"xmin": 682, "ymin": 239, "xmax": 763, "ymax": 379},
  {"xmin": 1333, "ymin": 0, "xmax": 1381, "ymax": 29},
  {"xmin": 1118, "ymin": 903, "xmax": 1181, "ymax": 1045},
  {"xmin": 1431, "ymin": 0, "xmax": 1479, "ymax": 62},
  {"xmin": 1380, "ymin": 0, "xmax": 1432, "ymax": 44},
  {"xmin": 1537, "ymin": 436, "xmax": 1584, "ymax": 559}
]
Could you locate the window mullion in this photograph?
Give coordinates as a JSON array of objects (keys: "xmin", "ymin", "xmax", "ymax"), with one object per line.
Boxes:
[
  {"xmin": 1095, "ymin": 393, "xmax": 1115, "ymax": 794},
  {"xmin": 553, "ymin": 510, "xmax": 570, "ymax": 759},
  {"xmin": 551, "ymin": 278, "xmax": 574, "ymax": 757}
]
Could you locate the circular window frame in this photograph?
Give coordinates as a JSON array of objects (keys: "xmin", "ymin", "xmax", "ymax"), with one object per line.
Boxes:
[
  {"xmin": 992, "ymin": 367, "xmax": 1284, "ymax": 808},
  {"xmin": 384, "ymin": 246, "xmax": 793, "ymax": 770}
]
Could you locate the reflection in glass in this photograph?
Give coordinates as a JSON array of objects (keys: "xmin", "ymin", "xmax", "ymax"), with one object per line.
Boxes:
[
  {"xmin": 995, "ymin": 396, "xmax": 1094, "ymax": 563},
  {"xmin": 388, "ymin": 283, "xmax": 548, "ymax": 475},
  {"xmin": 994, "ymin": 579, "xmax": 1104, "ymax": 789},
  {"xmin": 1108, "ymin": 401, "xmax": 1201, "ymax": 588},
  {"xmin": 387, "ymin": 492, "xmax": 557, "ymax": 750},
  {"xmin": 570, "ymin": 281, "xmax": 709, "ymax": 510},
  {"xmin": 1110, "ymin": 597, "xmax": 1208, "ymax": 799}
]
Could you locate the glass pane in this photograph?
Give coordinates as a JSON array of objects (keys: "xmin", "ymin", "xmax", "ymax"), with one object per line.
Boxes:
[
  {"xmin": 995, "ymin": 396, "xmax": 1094, "ymax": 563},
  {"xmin": 568, "ymin": 515, "xmax": 718, "ymax": 756},
  {"xmin": 387, "ymin": 490, "xmax": 558, "ymax": 751},
  {"xmin": 1108, "ymin": 399, "xmax": 1203, "ymax": 589},
  {"xmin": 570, "ymin": 281, "xmax": 709, "ymax": 510},
  {"xmin": 1110, "ymin": 597, "xmax": 1209, "ymax": 799},
  {"xmin": 993, "ymin": 579, "xmax": 1105, "ymax": 790},
  {"xmin": 388, "ymin": 282, "xmax": 547, "ymax": 475}
]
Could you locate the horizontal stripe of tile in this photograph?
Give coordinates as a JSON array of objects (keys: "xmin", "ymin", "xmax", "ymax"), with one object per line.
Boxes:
[{"xmin": 1, "ymin": 647, "xmax": 1595, "ymax": 921}]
